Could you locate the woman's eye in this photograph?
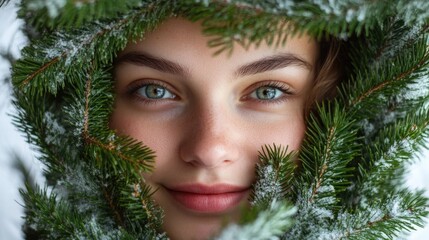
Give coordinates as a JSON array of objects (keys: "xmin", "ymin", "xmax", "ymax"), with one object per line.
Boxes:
[
  {"xmin": 135, "ymin": 84, "xmax": 175, "ymax": 100},
  {"xmin": 250, "ymin": 86, "xmax": 285, "ymax": 100}
]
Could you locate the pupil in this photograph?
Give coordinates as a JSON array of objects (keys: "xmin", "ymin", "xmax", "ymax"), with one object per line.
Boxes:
[
  {"xmin": 146, "ymin": 85, "xmax": 165, "ymax": 98},
  {"xmin": 258, "ymin": 87, "xmax": 275, "ymax": 99}
]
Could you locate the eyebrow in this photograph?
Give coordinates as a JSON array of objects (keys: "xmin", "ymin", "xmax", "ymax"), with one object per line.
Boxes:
[
  {"xmin": 114, "ymin": 51, "xmax": 312, "ymax": 78},
  {"xmin": 114, "ymin": 51, "xmax": 190, "ymax": 77},
  {"xmin": 235, "ymin": 53, "xmax": 312, "ymax": 77}
]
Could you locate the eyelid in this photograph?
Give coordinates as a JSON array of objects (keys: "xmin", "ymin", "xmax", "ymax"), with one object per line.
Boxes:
[
  {"xmin": 241, "ymin": 80, "xmax": 294, "ymax": 101},
  {"xmin": 125, "ymin": 79, "xmax": 179, "ymax": 101}
]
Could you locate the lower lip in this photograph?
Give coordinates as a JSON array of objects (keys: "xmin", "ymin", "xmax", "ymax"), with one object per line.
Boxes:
[{"xmin": 167, "ymin": 189, "xmax": 249, "ymax": 213}]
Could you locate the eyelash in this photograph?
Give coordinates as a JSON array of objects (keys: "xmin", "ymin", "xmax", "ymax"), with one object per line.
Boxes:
[
  {"xmin": 126, "ymin": 80, "xmax": 178, "ymax": 104},
  {"xmin": 125, "ymin": 80, "xmax": 293, "ymax": 105},
  {"xmin": 243, "ymin": 81, "xmax": 293, "ymax": 104}
]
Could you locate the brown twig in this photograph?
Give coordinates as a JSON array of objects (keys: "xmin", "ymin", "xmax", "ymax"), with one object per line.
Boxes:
[
  {"xmin": 351, "ymin": 52, "xmax": 429, "ymax": 107},
  {"xmin": 309, "ymin": 127, "xmax": 335, "ymax": 203},
  {"xmin": 101, "ymin": 185, "xmax": 126, "ymax": 228},
  {"xmin": 19, "ymin": 8, "xmax": 147, "ymax": 88},
  {"xmin": 80, "ymin": 69, "xmax": 147, "ymax": 168}
]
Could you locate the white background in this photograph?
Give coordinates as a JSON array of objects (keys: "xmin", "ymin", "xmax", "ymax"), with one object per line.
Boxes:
[{"xmin": 1, "ymin": 2, "xmax": 428, "ymax": 239}]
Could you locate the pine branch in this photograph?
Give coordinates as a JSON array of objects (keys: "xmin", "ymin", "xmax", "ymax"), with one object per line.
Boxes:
[
  {"xmin": 55, "ymin": 64, "xmax": 155, "ymax": 181},
  {"xmin": 101, "ymin": 183, "xmax": 126, "ymax": 229},
  {"xmin": 12, "ymin": 90, "xmax": 67, "ymax": 183},
  {"xmin": 209, "ymin": 0, "xmax": 389, "ymax": 37},
  {"xmin": 250, "ymin": 144, "xmax": 297, "ymax": 205},
  {"xmin": 367, "ymin": 19, "xmax": 426, "ymax": 68},
  {"xmin": 350, "ymin": 109, "xmax": 429, "ymax": 207},
  {"xmin": 20, "ymin": 55, "xmax": 60, "ymax": 89},
  {"xmin": 215, "ymin": 200, "xmax": 296, "ymax": 240},
  {"xmin": 341, "ymin": 19, "xmax": 429, "ymax": 121},
  {"xmin": 80, "ymin": 68, "xmax": 154, "ymax": 177},
  {"xmin": 0, "ymin": 0, "xmax": 9, "ymax": 7},
  {"xmin": 174, "ymin": 0, "xmax": 391, "ymax": 55},
  {"xmin": 19, "ymin": 184, "xmax": 89, "ymax": 239},
  {"xmin": 13, "ymin": 6, "xmax": 168, "ymax": 95},
  {"xmin": 396, "ymin": 0, "xmax": 429, "ymax": 26},
  {"xmin": 230, "ymin": 145, "xmax": 297, "ymax": 239},
  {"xmin": 18, "ymin": 0, "xmax": 144, "ymax": 31},
  {"xmin": 118, "ymin": 182, "xmax": 164, "ymax": 237},
  {"xmin": 300, "ymin": 103, "xmax": 358, "ymax": 206},
  {"xmin": 338, "ymin": 190, "xmax": 429, "ymax": 240},
  {"xmin": 350, "ymin": 47, "xmax": 429, "ymax": 108},
  {"xmin": 284, "ymin": 103, "xmax": 359, "ymax": 239}
]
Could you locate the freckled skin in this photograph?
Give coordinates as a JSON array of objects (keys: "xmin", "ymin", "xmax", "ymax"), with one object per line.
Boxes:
[{"xmin": 110, "ymin": 18, "xmax": 318, "ymax": 240}]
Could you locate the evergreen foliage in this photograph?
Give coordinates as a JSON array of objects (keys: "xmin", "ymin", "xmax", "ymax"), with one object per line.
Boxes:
[
  {"xmin": 0, "ymin": 0, "xmax": 9, "ymax": 7},
  {"xmin": 6, "ymin": 0, "xmax": 429, "ymax": 239}
]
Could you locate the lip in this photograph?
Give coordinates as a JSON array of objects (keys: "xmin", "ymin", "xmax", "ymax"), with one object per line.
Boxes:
[{"xmin": 165, "ymin": 184, "xmax": 250, "ymax": 214}]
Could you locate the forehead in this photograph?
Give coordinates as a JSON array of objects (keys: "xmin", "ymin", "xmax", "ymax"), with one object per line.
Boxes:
[{"xmin": 120, "ymin": 17, "xmax": 319, "ymax": 70}]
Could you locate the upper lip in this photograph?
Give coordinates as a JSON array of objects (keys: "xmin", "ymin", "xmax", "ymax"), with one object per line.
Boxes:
[{"xmin": 165, "ymin": 183, "xmax": 250, "ymax": 194}]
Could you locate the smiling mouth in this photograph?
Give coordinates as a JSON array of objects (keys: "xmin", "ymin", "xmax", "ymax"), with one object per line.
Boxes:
[{"xmin": 165, "ymin": 184, "xmax": 250, "ymax": 214}]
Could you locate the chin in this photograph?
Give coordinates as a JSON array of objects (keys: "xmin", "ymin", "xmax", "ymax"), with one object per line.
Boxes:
[
  {"xmin": 163, "ymin": 216, "xmax": 225, "ymax": 240},
  {"xmin": 161, "ymin": 201, "xmax": 246, "ymax": 240}
]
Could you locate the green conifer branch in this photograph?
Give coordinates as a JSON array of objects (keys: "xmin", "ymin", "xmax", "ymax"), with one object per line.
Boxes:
[
  {"xmin": 100, "ymin": 183, "xmax": 126, "ymax": 229},
  {"xmin": 338, "ymin": 190, "xmax": 429, "ymax": 239},
  {"xmin": 12, "ymin": 90, "xmax": 68, "ymax": 183},
  {"xmin": 0, "ymin": 0, "xmax": 9, "ymax": 7},
  {"xmin": 118, "ymin": 182, "xmax": 164, "ymax": 236},
  {"xmin": 341, "ymin": 18, "xmax": 429, "ymax": 124},
  {"xmin": 204, "ymin": 0, "xmax": 391, "ymax": 39},
  {"xmin": 283, "ymin": 103, "xmax": 359, "ymax": 239},
  {"xmin": 396, "ymin": 1, "xmax": 429, "ymax": 26},
  {"xmin": 19, "ymin": 184, "xmax": 90, "ymax": 239},
  {"xmin": 215, "ymin": 200, "xmax": 296, "ymax": 240},
  {"xmin": 175, "ymin": 1, "xmax": 399, "ymax": 55},
  {"xmin": 249, "ymin": 144, "xmax": 297, "ymax": 205},
  {"xmin": 80, "ymin": 68, "xmax": 146, "ymax": 174},
  {"xmin": 13, "ymin": 6, "xmax": 168, "ymax": 95},
  {"xmin": 300, "ymin": 103, "xmax": 358, "ymax": 206},
  {"xmin": 18, "ymin": 0, "xmax": 145, "ymax": 31},
  {"xmin": 346, "ymin": 38, "xmax": 429, "ymax": 113},
  {"xmin": 349, "ymin": 19, "xmax": 426, "ymax": 71},
  {"xmin": 351, "ymin": 109, "xmax": 429, "ymax": 205},
  {"xmin": 235, "ymin": 145, "xmax": 297, "ymax": 239}
]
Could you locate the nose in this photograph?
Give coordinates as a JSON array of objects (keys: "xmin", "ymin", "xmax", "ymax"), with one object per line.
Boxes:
[{"xmin": 179, "ymin": 103, "xmax": 239, "ymax": 168}]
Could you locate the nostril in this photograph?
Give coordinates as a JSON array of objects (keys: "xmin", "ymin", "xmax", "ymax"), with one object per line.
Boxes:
[
  {"xmin": 186, "ymin": 160, "xmax": 200, "ymax": 167},
  {"xmin": 178, "ymin": 110, "xmax": 239, "ymax": 168},
  {"xmin": 179, "ymin": 138, "xmax": 237, "ymax": 168}
]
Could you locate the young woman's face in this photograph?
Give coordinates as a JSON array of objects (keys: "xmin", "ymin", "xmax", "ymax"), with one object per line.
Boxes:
[{"xmin": 110, "ymin": 18, "xmax": 318, "ymax": 239}]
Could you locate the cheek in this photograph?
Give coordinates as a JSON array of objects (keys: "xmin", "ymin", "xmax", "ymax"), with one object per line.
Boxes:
[
  {"xmin": 109, "ymin": 109, "xmax": 181, "ymax": 172},
  {"xmin": 251, "ymin": 117, "xmax": 306, "ymax": 151},
  {"xmin": 109, "ymin": 112, "xmax": 141, "ymax": 140},
  {"xmin": 110, "ymin": 113, "xmax": 175, "ymax": 152}
]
